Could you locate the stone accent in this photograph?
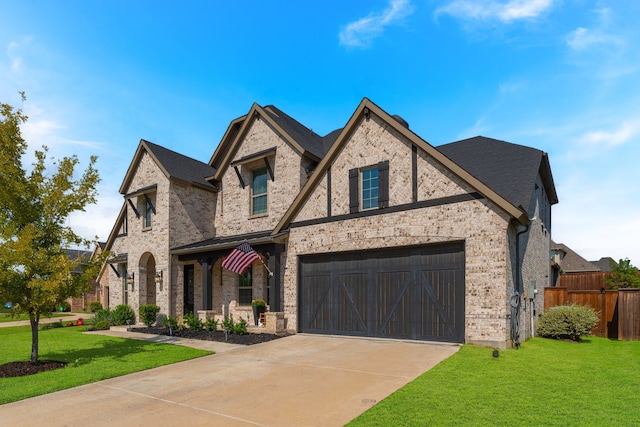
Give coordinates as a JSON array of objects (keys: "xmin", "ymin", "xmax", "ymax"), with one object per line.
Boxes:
[{"xmin": 265, "ymin": 312, "xmax": 285, "ymax": 334}]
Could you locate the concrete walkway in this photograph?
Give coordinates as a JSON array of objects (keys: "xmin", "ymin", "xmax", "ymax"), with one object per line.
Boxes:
[{"xmin": 1, "ymin": 330, "xmax": 459, "ymax": 427}]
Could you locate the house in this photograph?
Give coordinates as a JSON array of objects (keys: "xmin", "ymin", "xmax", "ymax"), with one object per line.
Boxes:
[
  {"xmin": 98, "ymin": 98, "xmax": 557, "ymax": 349},
  {"xmin": 65, "ymin": 246, "xmax": 103, "ymax": 311}
]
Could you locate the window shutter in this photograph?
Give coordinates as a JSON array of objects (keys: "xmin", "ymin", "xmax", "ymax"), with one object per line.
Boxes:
[
  {"xmin": 378, "ymin": 160, "xmax": 389, "ymax": 208},
  {"xmin": 349, "ymin": 168, "xmax": 359, "ymax": 214}
]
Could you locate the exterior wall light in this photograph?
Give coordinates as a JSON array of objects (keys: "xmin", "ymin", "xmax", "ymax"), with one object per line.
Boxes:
[
  {"xmin": 155, "ymin": 270, "xmax": 163, "ymax": 284},
  {"xmin": 127, "ymin": 273, "xmax": 134, "ymax": 291}
]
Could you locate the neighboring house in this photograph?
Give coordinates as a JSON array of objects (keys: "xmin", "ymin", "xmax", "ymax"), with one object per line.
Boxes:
[
  {"xmin": 550, "ymin": 241, "xmax": 600, "ymax": 288},
  {"xmin": 65, "ymin": 245, "xmax": 103, "ymax": 311},
  {"xmin": 590, "ymin": 257, "xmax": 615, "ymax": 272},
  {"xmin": 99, "ymin": 98, "xmax": 557, "ymax": 349}
]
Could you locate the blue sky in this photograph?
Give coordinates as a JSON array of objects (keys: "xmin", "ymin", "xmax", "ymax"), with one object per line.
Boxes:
[{"xmin": 1, "ymin": 0, "xmax": 638, "ymax": 265}]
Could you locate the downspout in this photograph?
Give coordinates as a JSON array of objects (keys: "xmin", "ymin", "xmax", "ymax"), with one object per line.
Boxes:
[{"xmin": 512, "ymin": 216, "xmax": 534, "ymax": 348}]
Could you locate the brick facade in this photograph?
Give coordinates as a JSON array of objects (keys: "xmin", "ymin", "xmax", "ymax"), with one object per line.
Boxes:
[{"xmin": 99, "ymin": 100, "xmax": 554, "ymax": 348}]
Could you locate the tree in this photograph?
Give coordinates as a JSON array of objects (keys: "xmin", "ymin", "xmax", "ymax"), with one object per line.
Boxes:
[
  {"xmin": 0, "ymin": 94, "xmax": 103, "ymax": 363},
  {"xmin": 606, "ymin": 258, "xmax": 640, "ymax": 289}
]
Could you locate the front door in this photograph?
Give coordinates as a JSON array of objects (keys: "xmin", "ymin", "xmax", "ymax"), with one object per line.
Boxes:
[{"xmin": 184, "ymin": 265, "xmax": 194, "ymax": 315}]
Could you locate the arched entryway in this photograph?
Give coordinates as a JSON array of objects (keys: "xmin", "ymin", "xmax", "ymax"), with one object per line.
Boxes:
[{"xmin": 139, "ymin": 252, "xmax": 157, "ymax": 306}]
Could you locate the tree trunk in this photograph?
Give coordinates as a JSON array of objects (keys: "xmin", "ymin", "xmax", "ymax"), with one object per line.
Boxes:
[{"xmin": 30, "ymin": 315, "xmax": 39, "ymax": 364}]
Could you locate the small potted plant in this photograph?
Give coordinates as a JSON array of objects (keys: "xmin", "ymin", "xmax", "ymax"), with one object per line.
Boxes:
[{"xmin": 251, "ymin": 299, "xmax": 267, "ymax": 326}]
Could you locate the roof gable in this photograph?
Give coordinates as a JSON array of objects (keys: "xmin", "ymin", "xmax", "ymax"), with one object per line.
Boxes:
[
  {"xmin": 437, "ymin": 136, "xmax": 558, "ymax": 212},
  {"xmin": 119, "ymin": 139, "xmax": 215, "ymax": 194},
  {"xmin": 273, "ymin": 98, "xmax": 530, "ymax": 235},
  {"xmin": 209, "ymin": 104, "xmax": 327, "ymax": 183}
]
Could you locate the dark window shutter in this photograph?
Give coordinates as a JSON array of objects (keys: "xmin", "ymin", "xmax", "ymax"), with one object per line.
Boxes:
[
  {"xmin": 378, "ymin": 160, "xmax": 389, "ymax": 208},
  {"xmin": 349, "ymin": 168, "xmax": 359, "ymax": 213}
]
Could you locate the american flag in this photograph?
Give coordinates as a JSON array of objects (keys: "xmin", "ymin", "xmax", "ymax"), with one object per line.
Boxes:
[{"xmin": 221, "ymin": 242, "xmax": 261, "ymax": 275}]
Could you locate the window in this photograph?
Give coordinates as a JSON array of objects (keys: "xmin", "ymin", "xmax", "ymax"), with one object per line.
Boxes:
[
  {"xmin": 238, "ymin": 266, "xmax": 253, "ymax": 305},
  {"xmin": 252, "ymin": 167, "xmax": 268, "ymax": 215},
  {"xmin": 349, "ymin": 161, "xmax": 389, "ymax": 213},
  {"xmin": 144, "ymin": 198, "xmax": 153, "ymax": 228},
  {"xmin": 361, "ymin": 167, "xmax": 379, "ymax": 210}
]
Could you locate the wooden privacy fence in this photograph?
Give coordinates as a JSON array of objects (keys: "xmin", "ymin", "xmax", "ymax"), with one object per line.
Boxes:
[
  {"xmin": 544, "ymin": 287, "xmax": 640, "ymax": 340},
  {"xmin": 558, "ymin": 272, "xmax": 611, "ymax": 290}
]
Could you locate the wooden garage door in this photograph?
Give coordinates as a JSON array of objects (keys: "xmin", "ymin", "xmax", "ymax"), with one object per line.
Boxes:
[{"xmin": 299, "ymin": 243, "xmax": 465, "ymax": 343}]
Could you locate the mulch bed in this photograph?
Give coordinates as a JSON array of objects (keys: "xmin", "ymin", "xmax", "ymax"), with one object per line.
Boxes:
[
  {"xmin": 129, "ymin": 326, "xmax": 288, "ymax": 345},
  {"xmin": 0, "ymin": 360, "xmax": 67, "ymax": 378},
  {"xmin": 0, "ymin": 326, "xmax": 286, "ymax": 378}
]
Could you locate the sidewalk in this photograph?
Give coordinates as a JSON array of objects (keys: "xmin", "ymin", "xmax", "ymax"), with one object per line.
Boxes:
[{"xmin": 0, "ymin": 312, "xmax": 91, "ymax": 328}]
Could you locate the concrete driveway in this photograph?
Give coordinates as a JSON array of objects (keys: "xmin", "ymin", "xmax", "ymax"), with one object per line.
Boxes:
[{"xmin": 2, "ymin": 334, "xmax": 459, "ymax": 426}]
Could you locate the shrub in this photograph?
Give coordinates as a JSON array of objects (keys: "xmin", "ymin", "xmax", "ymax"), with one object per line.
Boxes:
[
  {"xmin": 204, "ymin": 317, "xmax": 218, "ymax": 332},
  {"xmin": 251, "ymin": 299, "xmax": 266, "ymax": 307},
  {"xmin": 537, "ymin": 304, "xmax": 599, "ymax": 341},
  {"xmin": 92, "ymin": 319, "xmax": 111, "ymax": 331},
  {"xmin": 139, "ymin": 304, "xmax": 161, "ymax": 327},
  {"xmin": 111, "ymin": 304, "xmax": 136, "ymax": 326},
  {"xmin": 56, "ymin": 300, "xmax": 71, "ymax": 312},
  {"xmin": 221, "ymin": 314, "xmax": 247, "ymax": 335},
  {"xmin": 162, "ymin": 316, "xmax": 179, "ymax": 335},
  {"xmin": 183, "ymin": 312, "xmax": 203, "ymax": 331},
  {"xmin": 89, "ymin": 301, "xmax": 103, "ymax": 313}
]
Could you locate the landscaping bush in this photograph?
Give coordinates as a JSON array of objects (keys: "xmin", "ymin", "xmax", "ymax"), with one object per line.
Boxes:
[
  {"xmin": 139, "ymin": 304, "xmax": 160, "ymax": 327},
  {"xmin": 183, "ymin": 312, "xmax": 203, "ymax": 330},
  {"xmin": 221, "ymin": 314, "xmax": 247, "ymax": 335},
  {"xmin": 89, "ymin": 301, "xmax": 103, "ymax": 313},
  {"xmin": 92, "ymin": 319, "xmax": 111, "ymax": 331},
  {"xmin": 162, "ymin": 315, "xmax": 180, "ymax": 335},
  {"xmin": 56, "ymin": 300, "xmax": 71, "ymax": 312},
  {"xmin": 204, "ymin": 317, "xmax": 218, "ymax": 332},
  {"xmin": 111, "ymin": 304, "xmax": 136, "ymax": 326},
  {"xmin": 537, "ymin": 304, "xmax": 599, "ymax": 341}
]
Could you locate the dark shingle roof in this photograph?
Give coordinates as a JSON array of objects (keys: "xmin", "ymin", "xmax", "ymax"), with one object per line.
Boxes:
[
  {"xmin": 437, "ymin": 136, "xmax": 544, "ymax": 212},
  {"xmin": 590, "ymin": 257, "xmax": 615, "ymax": 272},
  {"xmin": 143, "ymin": 140, "xmax": 216, "ymax": 188},
  {"xmin": 551, "ymin": 241, "xmax": 601, "ymax": 273},
  {"xmin": 64, "ymin": 249, "xmax": 93, "ymax": 274},
  {"xmin": 262, "ymin": 106, "xmax": 326, "ymax": 159}
]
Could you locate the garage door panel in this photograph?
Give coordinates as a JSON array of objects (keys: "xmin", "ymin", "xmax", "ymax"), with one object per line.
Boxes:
[
  {"xmin": 300, "ymin": 243, "xmax": 465, "ymax": 343},
  {"xmin": 335, "ymin": 273, "xmax": 368, "ymax": 335}
]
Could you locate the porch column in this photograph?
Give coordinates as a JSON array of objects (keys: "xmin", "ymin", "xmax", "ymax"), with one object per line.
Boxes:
[
  {"xmin": 201, "ymin": 257, "xmax": 214, "ymax": 311},
  {"xmin": 268, "ymin": 244, "xmax": 285, "ymax": 312}
]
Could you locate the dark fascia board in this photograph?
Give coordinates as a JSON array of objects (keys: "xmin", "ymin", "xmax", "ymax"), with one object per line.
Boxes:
[
  {"xmin": 272, "ymin": 98, "xmax": 529, "ymax": 236},
  {"xmin": 119, "ymin": 140, "xmax": 171, "ymax": 195},
  {"xmin": 540, "ymin": 152, "xmax": 558, "ymax": 205},
  {"xmin": 211, "ymin": 104, "xmax": 317, "ymax": 183},
  {"xmin": 230, "ymin": 147, "xmax": 277, "ymax": 167},
  {"xmin": 208, "ymin": 115, "xmax": 247, "ymax": 168},
  {"xmin": 171, "ymin": 230, "xmax": 289, "ymax": 257},
  {"xmin": 124, "ymin": 184, "xmax": 158, "ymax": 198}
]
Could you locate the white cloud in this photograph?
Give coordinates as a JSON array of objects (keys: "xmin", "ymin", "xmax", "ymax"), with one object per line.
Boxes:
[
  {"xmin": 435, "ymin": 0, "xmax": 554, "ymax": 23},
  {"xmin": 339, "ymin": 0, "xmax": 414, "ymax": 48},
  {"xmin": 6, "ymin": 37, "xmax": 33, "ymax": 73},
  {"xmin": 579, "ymin": 120, "xmax": 640, "ymax": 148}
]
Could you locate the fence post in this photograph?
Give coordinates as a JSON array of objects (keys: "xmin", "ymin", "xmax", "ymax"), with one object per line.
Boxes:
[{"xmin": 618, "ymin": 289, "xmax": 640, "ymax": 341}]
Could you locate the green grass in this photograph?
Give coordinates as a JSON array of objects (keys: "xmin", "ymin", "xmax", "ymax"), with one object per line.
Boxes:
[
  {"xmin": 348, "ymin": 337, "xmax": 640, "ymax": 426},
  {"xmin": 0, "ymin": 325, "xmax": 212, "ymax": 404},
  {"xmin": 0, "ymin": 312, "xmax": 72, "ymax": 323}
]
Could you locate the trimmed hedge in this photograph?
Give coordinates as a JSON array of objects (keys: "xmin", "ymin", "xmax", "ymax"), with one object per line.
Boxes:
[
  {"xmin": 111, "ymin": 304, "xmax": 136, "ymax": 326},
  {"xmin": 139, "ymin": 304, "xmax": 160, "ymax": 327},
  {"xmin": 537, "ymin": 304, "xmax": 599, "ymax": 341}
]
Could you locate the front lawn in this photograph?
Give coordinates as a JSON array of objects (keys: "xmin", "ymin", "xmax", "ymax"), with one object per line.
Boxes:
[
  {"xmin": 349, "ymin": 337, "xmax": 640, "ymax": 426},
  {"xmin": 0, "ymin": 325, "xmax": 211, "ymax": 404},
  {"xmin": 0, "ymin": 312, "xmax": 72, "ymax": 323}
]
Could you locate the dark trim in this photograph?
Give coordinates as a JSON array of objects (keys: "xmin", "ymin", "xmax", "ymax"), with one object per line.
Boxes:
[
  {"xmin": 263, "ymin": 157, "xmax": 274, "ymax": 182},
  {"xmin": 378, "ymin": 160, "xmax": 389, "ymax": 209},
  {"xmin": 143, "ymin": 193, "xmax": 156, "ymax": 215},
  {"xmin": 412, "ymin": 144, "xmax": 418, "ymax": 203},
  {"xmin": 127, "ymin": 198, "xmax": 140, "ymax": 219},
  {"xmin": 326, "ymin": 166, "xmax": 332, "ymax": 217},
  {"xmin": 233, "ymin": 166, "xmax": 246, "ymax": 189},
  {"xmin": 178, "ymin": 242, "xmax": 280, "ymax": 262},
  {"xmin": 124, "ymin": 184, "xmax": 157, "ymax": 199},
  {"xmin": 230, "ymin": 147, "xmax": 277, "ymax": 167},
  {"xmin": 109, "ymin": 264, "xmax": 121, "ymax": 278},
  {"xmin": 107, "ymin": 253, "xmax": 128, "ymax": 264},
  {"xmin": 349, "ymin": 168, "xmax": 359, "ymax": 214},
  {"xmin": 291, "ymin": 192, "xmax": 484, "ymax": 229}
]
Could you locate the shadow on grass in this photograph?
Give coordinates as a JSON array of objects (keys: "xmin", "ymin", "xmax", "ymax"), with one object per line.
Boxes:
[{"xmin": 38, "ymin": 331, "xmax": 173, "ymax": 367}]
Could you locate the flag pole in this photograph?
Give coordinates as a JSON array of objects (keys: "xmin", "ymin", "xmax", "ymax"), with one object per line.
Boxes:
[{"xmin": 259, "ymin": 257, "xmax": 274, "ymax": 277}]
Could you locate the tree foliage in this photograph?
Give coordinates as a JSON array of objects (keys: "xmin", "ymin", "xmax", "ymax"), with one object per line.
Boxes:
[
  {"xmin": 605, "ymin": 258, "xmax": 640, "ymax": 289},
  {"xmin": 0, "ymin": 94, "xmax": 104, "ymax": 363}
]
